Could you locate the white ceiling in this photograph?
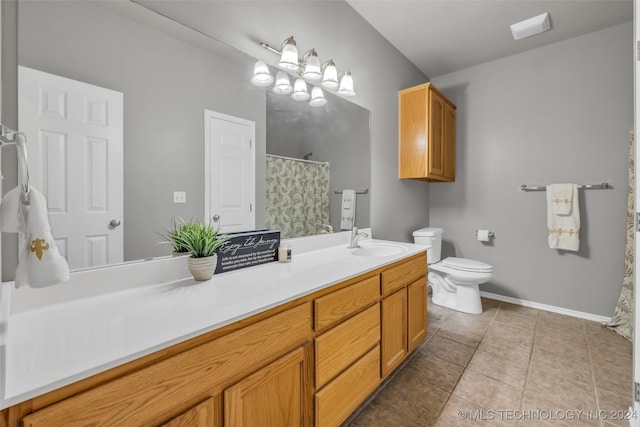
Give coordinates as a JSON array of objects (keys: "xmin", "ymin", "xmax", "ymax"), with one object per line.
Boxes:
[{"xmin": 346, "ymin": 0, "xmax": 633, "ymax": 78}]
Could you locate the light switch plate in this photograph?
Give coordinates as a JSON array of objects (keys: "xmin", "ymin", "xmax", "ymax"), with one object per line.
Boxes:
[{"xmin": 173, "ymin": 191, "xmax": 186, "ymax": 204}]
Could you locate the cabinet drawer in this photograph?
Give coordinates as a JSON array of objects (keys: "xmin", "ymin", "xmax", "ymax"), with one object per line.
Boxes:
[
  {"xmin": 315, "ymin": 304, "xmax": 380, "ymax": 389},
  {"xmin": 381, "ymin": 253, "xmax": 426, "ymax": 296},
  {"xmin": 161, "ymin": 397, "xmax": 217, "ymax": 427},
  {"xmin": 314, "ymin": 275, "xmax": 379, "ymax": 331},
  {"xmin": 315, "ymin": 345, "xmax": 380, "ymax": 427},
  {"xmin": 22, "ymin": 303, "xmax": 312, "ymax": 427}
]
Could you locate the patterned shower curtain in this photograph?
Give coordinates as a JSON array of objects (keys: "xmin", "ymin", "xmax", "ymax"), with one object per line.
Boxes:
[
  {"xmin": 606, "ymin": 132, "xmax": 634, "ymax": 341},
  {"xmin": 265, "ymin": 155, "xmax": 330, "ymax": 239}
]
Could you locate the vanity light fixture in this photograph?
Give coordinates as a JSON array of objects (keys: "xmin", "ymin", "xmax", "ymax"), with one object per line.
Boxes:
[
  {"xmin": 250, "ymin": 60, "xmax": 274, "ymax": 87},
  {"xmin": 291, "ymin": 78, "xmax": 311, "ymax": 101},
  {"xmin": 278, "ymin": 36, "xmax": 300, "ymax": 71},
  {"xmin": 309, "ymin": 86, "xmax": 328, "ymax": 107},
  {"xmin": 251, "ymin": 36, "xmax": 356, "ymax": 106},
  {"xmin": 273, "ymin": 71, "xmax": 294, "ymax": 94},
  {"xmin": 302, "ymin": 49, "xmax": 322, "ymax": 81},
  {"xmin": 321, "ymin": 60, "xmax": 339, "ymax": 89}
]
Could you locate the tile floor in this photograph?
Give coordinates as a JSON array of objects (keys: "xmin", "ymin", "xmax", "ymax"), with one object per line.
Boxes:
[{"xmin": 346, "ymin": 296, "xmax": 633, "ymax": 426}]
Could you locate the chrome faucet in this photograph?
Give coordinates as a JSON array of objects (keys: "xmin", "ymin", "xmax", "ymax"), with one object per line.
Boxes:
[{"xmin": 348, "ymin": 227, "xmax": 369, "ymax": 249}]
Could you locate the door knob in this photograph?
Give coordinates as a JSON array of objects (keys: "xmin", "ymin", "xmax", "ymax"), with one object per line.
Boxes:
[
  {"xmin": 212, "ymin": 214, "xmax": 220, "ymax": 223},
  {"xmin": 109, "ymin": 219, "xmax": 121, "ymax": 228}
]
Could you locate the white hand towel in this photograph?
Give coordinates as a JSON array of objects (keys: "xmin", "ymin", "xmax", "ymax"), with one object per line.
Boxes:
[
  {"xmin": 14, "ymin": 187, "xmax": 70, "ymax": 288},
  {"xmin": 0, "ymin": 186, "xmax": 23, "ymax": 233},
  {"xmin": 340, "ymin": 189, "xmax": 357, "ymax": 230},
  {"xmin": 548, "ymin": 183, "xmax": 574, "ymax": 215},
  {"xmin": 546, "ymin": 183, "xmax": 580, "ymax": 251}
]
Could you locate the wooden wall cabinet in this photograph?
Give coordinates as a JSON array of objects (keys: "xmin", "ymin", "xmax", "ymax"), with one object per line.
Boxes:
[
  {"xmin": 7, "ymin": 253, "xmax": 428, "ymax": 427},
  {"xmin": 399, "ymin": 82, "xmax": 456, "ymax": 182}
]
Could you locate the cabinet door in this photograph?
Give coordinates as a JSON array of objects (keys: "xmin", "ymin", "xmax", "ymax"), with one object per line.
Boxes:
[
  {"xmin": 427, "ymin": 90, "xmax": 446, "ymax": 179},
  {"xmin": 407, "ymin": 277, "xmax": 428, "ymax": 353},
  {"xmin": 381, "ymin": 288, "xmax": 407, "ymax": 378},
  {"xmin": 443, "ymin": 101, "xmax": 456, "ymax": 180},
  {"xmin": 224, "ymin": 345, "xmax": 312, "ymax": 427},
  {"xmin": 161, "ymin": 397, "xmax": 218, "ymax": 427}
]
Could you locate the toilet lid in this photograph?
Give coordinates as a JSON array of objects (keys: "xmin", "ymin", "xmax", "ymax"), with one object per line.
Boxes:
[{"xmin": 442, "ymin": 257, "xmax": 493, "ymax": 273}]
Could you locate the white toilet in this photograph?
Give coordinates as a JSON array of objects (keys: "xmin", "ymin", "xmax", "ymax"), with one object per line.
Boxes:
[{"xmin": 413, "ymin": 227, "xmax": 493, "ymax": 314}]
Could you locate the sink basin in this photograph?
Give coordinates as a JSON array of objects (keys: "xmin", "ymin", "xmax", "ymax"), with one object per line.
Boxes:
[{"xmin": 351, "ymin": 242, "xmax": 408, "ymax": 257}]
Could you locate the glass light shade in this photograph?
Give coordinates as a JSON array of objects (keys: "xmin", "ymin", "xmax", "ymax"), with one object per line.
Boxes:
[
  {"xmin": 279, "ymin": 37, "xmax": 299, "ymax": 71},
  {"xmin": 302, "ymin": 49, "xmax": 322, "ymax": 81},
  {"xmin": 338, "ymin": 70, "xmax": 355, "ymax": 96},
  {"xmin": 272, "ymin": 71, "xmax": 293, "ymax": 94},
  {"xmin": 309, "ymin": 86, "xmax": 327, "ymax": 107},
  {"xmin": 291, "ymin": 78, "xmax": 310, "ymax": 101},
  {"xmin": 250, "ymin": 60, "xmax": 273, "ymax": 87},
  {"xmin": 321, "ymin": 60, "xmax": 339, "ymax": 89}
]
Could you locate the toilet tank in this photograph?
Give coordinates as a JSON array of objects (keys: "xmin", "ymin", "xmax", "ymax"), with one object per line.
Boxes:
[{"xmin": 413, "ymin": 227, "xmax": 443, "ymax": 264}]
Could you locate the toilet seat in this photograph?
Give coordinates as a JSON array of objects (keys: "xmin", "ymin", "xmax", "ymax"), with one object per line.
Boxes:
[{"xmin": 441, "ymin": 257, "xmax": 493, "ymax": 273}]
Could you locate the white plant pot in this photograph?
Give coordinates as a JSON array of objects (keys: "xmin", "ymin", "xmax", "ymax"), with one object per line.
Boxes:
[{"xmin": 188, "ymin": 254, "xmax": 218, "ymax": 281}]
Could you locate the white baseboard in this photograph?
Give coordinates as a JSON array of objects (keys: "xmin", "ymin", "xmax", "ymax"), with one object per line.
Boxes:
[{"xmin": 480, "ymin": 291, "xmax": 612, "ymax": 324}]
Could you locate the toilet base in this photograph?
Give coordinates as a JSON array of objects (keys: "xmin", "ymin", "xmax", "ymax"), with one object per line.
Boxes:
[{"xmin": 428, "ymin": 270, "xmax": 484, "ymax": 314}]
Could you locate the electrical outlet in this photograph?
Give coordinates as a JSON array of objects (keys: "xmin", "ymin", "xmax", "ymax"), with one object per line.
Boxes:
[{"xmin": 173, "ymin": 191, "xmax": 186, "ymax": 204}]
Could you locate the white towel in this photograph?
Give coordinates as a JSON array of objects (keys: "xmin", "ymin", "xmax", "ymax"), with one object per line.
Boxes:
[
  {"xmin": 546, "ymin": 183, "xmax": 580, "ymax": 251},
  {"xmin": 4, "ymin": 187, "xmax": 70, "ymax": 288},
  {"xmin": 548, "ymin": 183, "xmax": 574, "ymax": 215},
  {"xmin": 0, "ymin": 186, "xmax": 23, "ymax": 233},
  {"xmin": 340, "ymin": 189, "xmax": 356, "ymax": 230}
]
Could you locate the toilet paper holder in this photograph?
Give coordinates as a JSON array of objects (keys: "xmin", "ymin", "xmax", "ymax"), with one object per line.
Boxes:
[{"xmin": 475, "ymin": 230, "xmax": 495, "ymax": 239}]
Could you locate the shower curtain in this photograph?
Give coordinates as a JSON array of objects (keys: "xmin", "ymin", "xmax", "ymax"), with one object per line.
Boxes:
[
  {"xmin": 265, "ymin": 155, "xmax": 330, "ymax": 239},
  {"xmin": 606, "ymin": 132, "xmax": 634, "ymax": 341}
]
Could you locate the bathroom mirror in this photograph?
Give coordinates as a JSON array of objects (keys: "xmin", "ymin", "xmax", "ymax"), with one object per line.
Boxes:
[{"xmin": 8, "ymin": 0, "xmax": 370, "ymax": 273}]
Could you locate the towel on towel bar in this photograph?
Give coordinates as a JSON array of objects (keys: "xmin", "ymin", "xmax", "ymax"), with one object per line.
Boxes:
[
  {"xmin": 1, "ymin": 186, "xmax": 70, "ymax": 287},
  {"xmin": 548, "ymin": 183, "xmax": 574, "ymax": 215},
  {"xmin": 546, "ymin": 183, "xmax": 580, "ymax": 251},
  {"xmin": 340, "ymin": 189, "xmax": 356, "ymax": 230}
]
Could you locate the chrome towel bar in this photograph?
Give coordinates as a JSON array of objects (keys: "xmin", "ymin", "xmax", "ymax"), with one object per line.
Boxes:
[{"xmin": 520, "ymin": 183, "xmax": 610, "ymax": 192}]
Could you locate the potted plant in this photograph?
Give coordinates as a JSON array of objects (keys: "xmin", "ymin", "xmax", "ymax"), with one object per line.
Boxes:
[
  {"xmin": 174, "ymin": 221, "xmax": 229, "ymax": 281},
  {"xmin": 160, "ymin": 217, "xmax": 194, "ymax": 256}
]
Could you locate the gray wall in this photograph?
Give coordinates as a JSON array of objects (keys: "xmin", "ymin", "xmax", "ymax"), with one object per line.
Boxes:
[
  {"xmin": 137, "ymin": 0, "xmax": 432, "ymax": 243},
  {"xmin": 12, "ymin": 1, "xmax": 267, "ymax": 268},
  {"xmin": 430, "ymin": 22, "xmax": 633, "ymax": 317}
]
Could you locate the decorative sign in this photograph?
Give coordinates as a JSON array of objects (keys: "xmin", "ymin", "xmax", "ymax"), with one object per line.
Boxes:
[{"xmin": 215, "ymin": 230, "xmax": 280, "ymax": 274}]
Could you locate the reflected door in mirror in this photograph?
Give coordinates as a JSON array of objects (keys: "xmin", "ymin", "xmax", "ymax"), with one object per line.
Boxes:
[{"xmin": 19, "ymin": 66, "xmax": 124, "ymax": 269}]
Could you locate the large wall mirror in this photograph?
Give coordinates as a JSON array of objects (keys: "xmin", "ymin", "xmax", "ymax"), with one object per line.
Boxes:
[{"xmin": 5, "ymin": 0, "xmax": 370, "ymax": 275}]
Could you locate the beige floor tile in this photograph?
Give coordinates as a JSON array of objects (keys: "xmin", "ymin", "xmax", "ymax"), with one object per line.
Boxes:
[
  {"xmin": 520, "ymin": 394, "xmax": 600, "ymax": 426},
  {"xmin": 478, "ymin": 333, "xmax": 532, "ymax": 364},
  {"xmin": 347, "ymin": 396, "xmax": 426, "ymax": 427},
  {"xmin": 525, "ymin": 366, "xmax": 597, "ymax": 411},
  {"xmin": 537, "ymin": 310, "xmax": 585, "ymax": 332},
  {"xmin": 407, "ymin": 350, "xmax": 464, "ymax": 392},
  {"xmin": 453, "ymin": 370, "xmax": 522, "ymax": 411},
  {"xmin": 533, "ymin": 334, "xmax": 590, "ymax": 362},
  {"xmin": 592, "ymin": 364, "xmax": 633, "ymax": 397},
  {"xmin": 597, "ymin": 387, "xmax": 633, "ymax": 427},
  {"xmin": 467, "ymin": 349, "xmax": 528, "ymax": 389},
  {"xmin": 436, "ymin": 395, "xmax": 517, "ymax": 427},
  {"xmin": 590, "ymin": 344, "xmax": 633, "ymax": 373},
  {"xmin": 375, "ymin": 366, "xmax": 450, "ymax": 425},
  {"xmin": 424, "ymin": 335, "xmax": 476, "ymax": 367},
  {"xmin": 493, "ymin": 310, "xmax": 538, "ymax": 333},
  {"xmin": 529, "ymin": 347, "xmax": 592, "ymax": 385},
  {"xmin": 535, "ymin": 323, "xmax": 587, "ymax": 349},
  {"xmin": 484, "ymin": 321, "xmax": 535, "ymax": 347},
  {"xmin": 435, "ymin": 321, "xmax": 485, "ymax": 348},
  {"xmin": 498, "ymin": 302, "xmax": 539, "ymax": 319},
  {"xmin": 584, "ymin": 323, "xmax": 633, "ymax": 356}
]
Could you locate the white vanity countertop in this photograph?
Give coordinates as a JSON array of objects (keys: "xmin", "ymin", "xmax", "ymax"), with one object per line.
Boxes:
[{"xmin": 0, "ymin": 232, "xmax": 427, "ymax": 410}]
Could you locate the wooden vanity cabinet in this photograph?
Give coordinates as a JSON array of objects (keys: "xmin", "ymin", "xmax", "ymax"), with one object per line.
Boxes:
[
  {"xmin": 380, "ymin": 253, "xmax": 428, "ymax": 378},
  {"xmin": 399, "ymin": 82, "xmax": 456, "ymax": 182},
  {"xmin": 6, "ymin": 252, "xmax": 428, "ymax": 427}
]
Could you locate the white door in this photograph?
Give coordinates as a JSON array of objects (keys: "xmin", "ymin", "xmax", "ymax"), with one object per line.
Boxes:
[
  {"xmin": 204, "ymin": 110, "xmax": 255, "ymax": 232},
  {"xmin": 18, "ymin": 66, "xmax": 123, "ymax": 270}
]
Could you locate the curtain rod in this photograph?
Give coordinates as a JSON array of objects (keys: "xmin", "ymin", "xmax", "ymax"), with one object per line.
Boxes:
[{"xmin": 266, "ymin": 153, "xmax": 329, "ymax": 165}]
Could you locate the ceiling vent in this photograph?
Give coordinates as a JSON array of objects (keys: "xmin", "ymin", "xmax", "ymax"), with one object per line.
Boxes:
[{"xmin": 510, "ymin": 12, "xmax": 551, "ymax": 40}]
